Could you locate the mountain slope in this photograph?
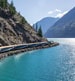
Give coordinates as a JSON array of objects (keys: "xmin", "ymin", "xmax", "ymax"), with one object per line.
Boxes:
[
  {"xmin": 33, "ymin": 17, "xmax": 59, "ymax": 35},
  {"xmin": 45, "ymin": 7, "xmax": 75, "ymax": 38},
  {"xmin": 0, "ymin": 2, "xmax": 47, "ymax": 46}
]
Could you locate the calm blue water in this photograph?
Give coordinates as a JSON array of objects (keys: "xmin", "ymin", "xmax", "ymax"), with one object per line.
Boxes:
[{"xmin": 0, "ymin": 38, "xmax": 75, "ymax": 81}]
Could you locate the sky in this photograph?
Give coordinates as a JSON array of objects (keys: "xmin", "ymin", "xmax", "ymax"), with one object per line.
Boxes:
[{"xmin": 8, "ymin": 0, "xmax": 75, "ymax": 25}]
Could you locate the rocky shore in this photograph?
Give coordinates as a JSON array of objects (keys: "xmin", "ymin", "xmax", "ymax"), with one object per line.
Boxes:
[{"xmin": 0, "ymin": 42, "xmax": 59, "ymax": 60}]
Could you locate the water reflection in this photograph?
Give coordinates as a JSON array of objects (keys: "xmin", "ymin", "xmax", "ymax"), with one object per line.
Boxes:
[
  {"xmin": 48, "ymin": 38, "xmax": 75, "ymax": 45},
  {"xmin": 0, "ymin": 39, "xmax": 75, "ymax": 81},
  {"xmin": 56, "ymin": 44, "xmax": 75, "ymax": 81}
]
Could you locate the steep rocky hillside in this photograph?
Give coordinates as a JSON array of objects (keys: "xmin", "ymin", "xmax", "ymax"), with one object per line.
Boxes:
[{"xmin": 0, "ymin": 3, "xmax": 46, "ymax": 46}]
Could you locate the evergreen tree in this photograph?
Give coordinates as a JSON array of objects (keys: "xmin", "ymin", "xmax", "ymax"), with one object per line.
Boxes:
[
  {"xmin": 9, "ymin": 0, "xmax": 16, "ymax": 15},
  {"xmin": 0, "ymin": 0, "xmax": 3, "ymax": 8},
  {"xmin": 20, "ymin": 17, "xmax": 27, "ymax": 24},
  {"xmin": 3, "ymin": 0, "xmax": 7, "ymax": 8},
  {"xmin": 36, "ymin": 23, "xmax": 38, "ymax": 32},
  {"xmin": 0, "ymin": 0, "xmax": 7, "ymax": 9},
  {"xmin": 37, "ymin": 26, "xmax": 43, "ymax": 37}
]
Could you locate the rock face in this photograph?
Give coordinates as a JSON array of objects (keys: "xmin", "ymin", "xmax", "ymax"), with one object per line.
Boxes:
[
  {"xmin": 0, "ymin": 8, "xmax": 47, "ymax": 46},
  {"xmin": 45, "ymin": 7, "xmax": 75, "ymax": 38},
  {"xmin": 33, "ymin": 17, "xmax": 59, "ymax": 35}
]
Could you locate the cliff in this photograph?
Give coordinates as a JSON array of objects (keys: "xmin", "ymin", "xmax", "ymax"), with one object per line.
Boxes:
[{"xmin": 0, "ymin": 5, "xmax": 47, "ymax": 46}]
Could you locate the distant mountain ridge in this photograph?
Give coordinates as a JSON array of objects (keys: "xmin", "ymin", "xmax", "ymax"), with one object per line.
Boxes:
[
  {"xmin": 33, "ymin": 17, "xmax": 59, "ymax": 35},
  {"xmin": 45, "ymin": 7, "xmax": 75, "ymax": 38}
]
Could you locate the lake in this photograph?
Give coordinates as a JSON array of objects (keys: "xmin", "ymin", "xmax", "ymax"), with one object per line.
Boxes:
[{"xmin": 0, "ymin": 38, "xmax": 75, "ymax": 81}]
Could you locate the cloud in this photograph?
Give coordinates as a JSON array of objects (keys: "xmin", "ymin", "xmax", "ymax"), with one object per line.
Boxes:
[
  {"xmin": 55, "ymin": 9, "xmax": 62, "ymax": 12},
  {"xmin": 55, "ymin": 11, "xmax": 68, "ymax": 18},
  {"xmin": 48, "ymin": 11, "xmax": 54, "ymax": 14},
  {"xmin": 48, "ymin": 9, "xmax": 68, "ymax": 18},
  {"xmin": 48, "ymin": 9, "xmax": 62, "ymax": 15}
]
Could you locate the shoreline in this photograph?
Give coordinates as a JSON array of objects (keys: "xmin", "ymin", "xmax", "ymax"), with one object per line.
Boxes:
[{"xmin": 0, "ymin": 42, "xmax": 59, "ymax": 60}]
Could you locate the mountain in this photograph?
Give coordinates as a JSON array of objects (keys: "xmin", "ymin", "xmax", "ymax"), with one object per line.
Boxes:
[
  {"xmin": 0, "ymin": 0, "xmax": 47, "ymax": 46},
  {"xmin": 45, "ymin": 7, "xmax": 75, "ymax": 38},
  {"xmin": 33, "ymin": 17, "xmax": 59, "ymax": 35}
]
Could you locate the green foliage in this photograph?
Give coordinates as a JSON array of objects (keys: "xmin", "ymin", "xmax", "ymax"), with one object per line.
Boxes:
[
  {"xmin": 20, "ymin": 17, "xmax": 27, "ymax": 24},
  {"xmin": 0, "ymin": 0, "xmax": 7, "ymax": 9},
  {"xmin": 9, "ymin": 1, "xmax": 16, "ymax": 15},
  {"xmin": 37, "ymin": 26, "xmax": 43, "ymax": 37},
  {"xmin": 4, "ymin": 0, "xmax": 7, "ymax": 8},
  {"xmin": 35, "ymin": 23, "xmax": 38, "ymax": 32}
]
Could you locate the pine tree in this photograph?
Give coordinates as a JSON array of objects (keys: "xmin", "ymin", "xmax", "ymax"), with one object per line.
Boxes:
[
  {"xmin": 36, "ymin": 23, "xmax": 38, "ymax": 32},
  {"xmin": 20, "ymin": 17, "xmax": 27, "ymax": 24},
  {"xmin": 0, "ymin": 0, "xmax": 7, "ymax": 9},
  {"xmin": 9, "ymin": 0, "xmax": 16, "ymax": 15},
  {"xmin": 0, "ymin": 0, "xmax": 3, "ymax": 8},
  {"xmin": 37, "ymin": 26, "xmax": 43, "ymax": 37},
  {"xmin": 3, "ymin": 0, "xmax": 7, "ymax": 8}
]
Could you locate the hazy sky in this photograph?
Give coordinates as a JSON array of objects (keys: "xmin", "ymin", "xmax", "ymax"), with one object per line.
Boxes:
[{"xmin": 8, "ymin": 0, "xmax": 75, "ymax": 25}]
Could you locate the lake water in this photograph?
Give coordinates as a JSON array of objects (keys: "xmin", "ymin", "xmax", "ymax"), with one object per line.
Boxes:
[{"xmin": 0, "ymin": 38, "xmax": 75, "ymax": 81}]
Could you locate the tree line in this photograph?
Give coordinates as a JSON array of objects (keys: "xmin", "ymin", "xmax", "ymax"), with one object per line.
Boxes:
[
  {"xmin": 0, "ymin": 0, "xmax": 16, "ymax": 15},
  {"xmin": 0, "ymin": 0, "xmax": 7, "ymax": 9},
  {"xmin": 33, "ymin": 23, "xmax": 43, "ymax": 37}
]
